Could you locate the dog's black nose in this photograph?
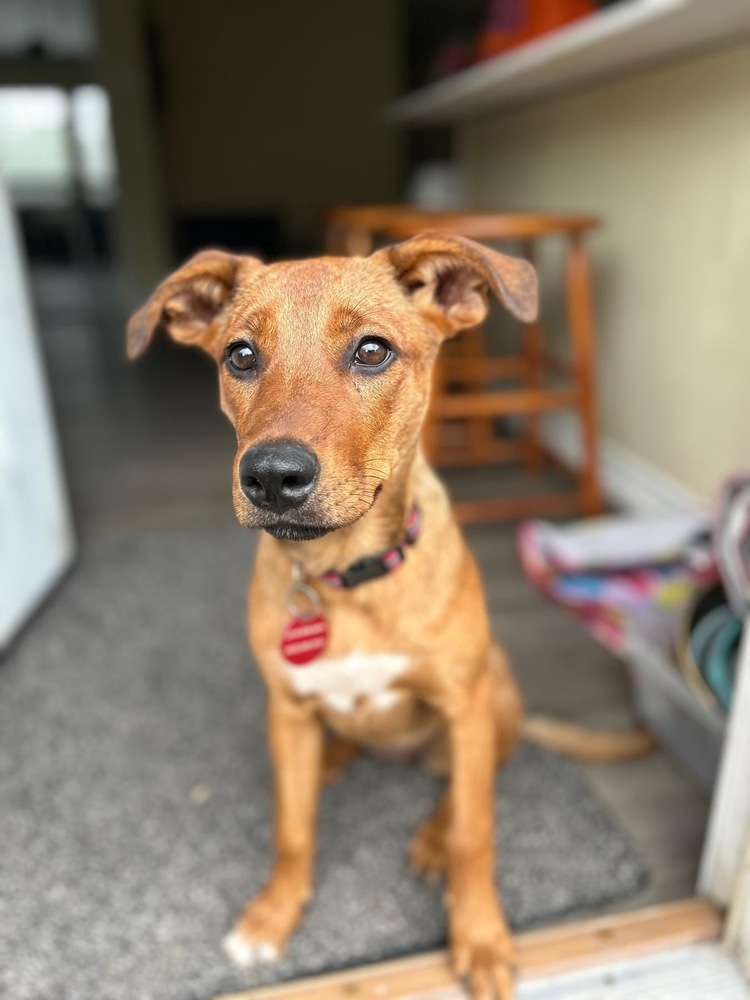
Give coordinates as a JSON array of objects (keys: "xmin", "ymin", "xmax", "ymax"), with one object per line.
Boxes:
[{"xmin": 239, "ymin": 441, "xmax": 319, "ymax": 513}]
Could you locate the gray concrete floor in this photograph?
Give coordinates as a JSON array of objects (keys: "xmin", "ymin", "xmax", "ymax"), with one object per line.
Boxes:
[{"xmin": 33, "ymin": 264, "xmax": 710, "ymax": 921}]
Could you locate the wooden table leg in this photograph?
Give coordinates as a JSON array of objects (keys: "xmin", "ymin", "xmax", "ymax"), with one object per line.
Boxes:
[
  {"xmin": 340, "ymin": 228, "xmax": 373, "ymax": 257},
  {"xmin": 521, "ymin": 239, "xmax": 544, "ymax": 476},
  {"xmin": 459, "ymin": 325, "xmax": 495, "ymax": 461},
  {"xmin": 422, "ymin": 347, "xmax": 447, "ymax": 464},
  {"xmin": 324, "ymin": 224, "xmax": 343, "ymax": 255},
  {"xmin": 566, "ymin": 235, "xmax": 604, "ymax": 515}
]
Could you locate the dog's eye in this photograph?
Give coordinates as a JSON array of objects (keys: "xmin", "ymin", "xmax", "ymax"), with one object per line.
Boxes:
[
  {"xmin": 353, "ymin": 338, "xmax": 392, "ymax": 369},
  {"xmin": 226, "ymin": 342, "xmax": 257, "ymax": 374}
]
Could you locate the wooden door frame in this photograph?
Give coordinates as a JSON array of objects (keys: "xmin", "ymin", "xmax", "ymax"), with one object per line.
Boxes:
[
  {"xmin": 701, "ymin": 623, "xmax": 750, "ymax": 978},
  {"xmin": 700, "ymin": 625, "xmax": 750, "ymax": 907},
  {"xmin": 0, "ymin": 176, "xmax": 75, "ymax": 648}
]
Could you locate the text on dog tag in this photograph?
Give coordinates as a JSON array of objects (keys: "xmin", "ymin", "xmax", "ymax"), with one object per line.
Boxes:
[{"xmin": 281, "ymin": 615, "xmax": 329, "ymax": 666}]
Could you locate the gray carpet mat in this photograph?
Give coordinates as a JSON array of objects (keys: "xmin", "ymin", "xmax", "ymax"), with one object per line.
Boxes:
[{"xmin": 0, "ymin": 528, "xmax": 647, "ymax": 1000}]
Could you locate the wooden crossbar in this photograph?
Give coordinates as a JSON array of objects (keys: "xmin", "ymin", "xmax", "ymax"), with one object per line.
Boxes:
[{"xmin": 432, "ymin": 389, "xmax": 576, "ymax": 419}]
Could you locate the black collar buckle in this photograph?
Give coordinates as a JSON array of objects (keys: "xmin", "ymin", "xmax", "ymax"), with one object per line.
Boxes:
[
  {"xmin": 337, "ymin": 546, "xmax": 405, "ymax": 589},
  {"xmin": 318, "ymin": 503, "xmax": 421, "ymax": 589}
]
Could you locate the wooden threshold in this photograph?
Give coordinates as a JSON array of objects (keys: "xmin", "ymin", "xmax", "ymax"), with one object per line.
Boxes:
[{"xmin": 216, "ymin": 898, "xmax": 722, "ymax": 1000}]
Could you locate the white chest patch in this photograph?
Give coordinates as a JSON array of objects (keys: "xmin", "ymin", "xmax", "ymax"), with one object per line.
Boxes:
[{"xmin": 286, "ymin": 652, "xmax": 410, "ymax": 713}]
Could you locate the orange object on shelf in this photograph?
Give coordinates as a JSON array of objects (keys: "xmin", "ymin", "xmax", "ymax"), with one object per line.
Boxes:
[{"xmin": 475, "ymin": 0, "xmax": 597, "ymax": 62}]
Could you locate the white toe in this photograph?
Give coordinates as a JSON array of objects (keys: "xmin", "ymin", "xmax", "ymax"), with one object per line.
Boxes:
[
  {"xmin": 222, "ymin": 931, "xmax": 254, "ymax": 967},
  {"xmin": 222, "ymin": 930, "xmax": 279, "ymax": 968},
  {"xmin": 256, "ymin": 941, "xmax": 279, "ymax": 963}
]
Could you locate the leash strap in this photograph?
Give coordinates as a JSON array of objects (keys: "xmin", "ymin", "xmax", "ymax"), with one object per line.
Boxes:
[{"xmin": 319, "ymin": 504, "xmax": 423, "ymax": 589}]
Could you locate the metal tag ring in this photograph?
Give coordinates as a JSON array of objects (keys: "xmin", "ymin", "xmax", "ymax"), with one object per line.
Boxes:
[{"xmin": 286, "ymin": 580, "xmax": 322, "ymax": 619}]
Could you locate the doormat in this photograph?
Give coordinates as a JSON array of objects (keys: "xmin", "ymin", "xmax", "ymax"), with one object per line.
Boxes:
[{"xmin": 0, "ymin": 528, "xmax": 647, "ymax": 1000}]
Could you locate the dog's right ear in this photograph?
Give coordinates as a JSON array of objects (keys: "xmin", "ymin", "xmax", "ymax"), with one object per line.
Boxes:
[{"xmin": 126, "ymin": 250, "xmax": 260, "ymax": 359}]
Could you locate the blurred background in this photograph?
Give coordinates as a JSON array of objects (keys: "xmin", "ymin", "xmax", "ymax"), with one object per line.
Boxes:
[
  {"xmin": 3, "ymin": 1, "xmax": 750, "ymax": 995},
  {"xmin": 2, "ymin": 0, "xmax": 748, "ymax": 551}
]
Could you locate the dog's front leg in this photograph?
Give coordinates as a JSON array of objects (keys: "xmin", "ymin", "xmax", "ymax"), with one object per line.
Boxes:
[
  {"xmin": 447, "ymin": 668, "xmax": 515, "ymax": 1000},
  {"xmin": 223, "ymin": 691, "xmax": 323, "ymax": 967}
]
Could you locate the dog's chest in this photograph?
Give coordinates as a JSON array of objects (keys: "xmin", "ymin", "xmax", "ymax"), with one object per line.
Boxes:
[{"xmin": 285, "ymin": 652, "xmax": 410, "ymax": 713}]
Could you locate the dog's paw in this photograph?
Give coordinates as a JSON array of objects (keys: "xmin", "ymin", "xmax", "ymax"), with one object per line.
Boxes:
[
  {"xmin": 222, "ymin": 881, "xmax": 307, "ymax": 969},
  {"xmin": 221, "ymin": 930, "xmax": 280, "ymax": 968},
  {"xmin": 408, "ymin": 798, "xmax": 450, "ymax": 884},
  {"xmin": 453, "ymin": 940, "xmax": 515, "ymax": 1000},
  {"xmin": 451, "ymin": 907, "xmax": 517, "ymax": 1000},
  {"xmin": 408, "ymin": 820, "xmax": 448, "ymax": 883}
]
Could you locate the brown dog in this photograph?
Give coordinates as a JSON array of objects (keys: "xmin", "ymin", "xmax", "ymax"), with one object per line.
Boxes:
[{"xmin": 128, "ymin": 234, "xmax": 652, "ymax": 1000}]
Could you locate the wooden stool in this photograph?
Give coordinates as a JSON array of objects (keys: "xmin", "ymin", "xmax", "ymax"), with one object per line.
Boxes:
[{"xmin": 325, "ymin": 207, "xmax": 604, "ymax": 524}]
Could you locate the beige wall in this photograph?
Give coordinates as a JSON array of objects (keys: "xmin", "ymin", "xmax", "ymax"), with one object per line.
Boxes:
[
  {"xmin": 151, "ymin": 0, "xmax": 403, "ymax": 244},
  {"xmin": 460, "ymin": 44, "xmax": 750, "ymax": 499}
]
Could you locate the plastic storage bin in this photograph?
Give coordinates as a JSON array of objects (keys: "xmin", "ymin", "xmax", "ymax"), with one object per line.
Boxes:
[{"xmin": 627, "ymin": 633, "xmax": 725, "ymax": 792}]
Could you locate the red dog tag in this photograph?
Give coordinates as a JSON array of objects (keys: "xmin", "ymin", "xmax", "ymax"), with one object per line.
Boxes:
[{"xmin": 281, "ymin": 614, "xmax": 328, "ymax": 666}]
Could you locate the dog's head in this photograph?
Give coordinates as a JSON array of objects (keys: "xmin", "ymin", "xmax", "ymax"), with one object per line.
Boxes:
[{"xmin": 127, "ymin": 233, "xmax": 537, "ymax": 540}]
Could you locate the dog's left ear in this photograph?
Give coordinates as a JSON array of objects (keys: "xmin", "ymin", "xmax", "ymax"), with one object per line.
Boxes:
[
  {"xmin": 383, "ymin": 231, "xmax": 538, "ymax": 338},
  {"xmin": 126, "ymin": 250, "xmax": 261, "ymax": 359}
]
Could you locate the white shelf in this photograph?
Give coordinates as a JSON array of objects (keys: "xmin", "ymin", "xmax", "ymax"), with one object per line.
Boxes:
[{"xmin": 387, "ymin": 0, "xmax": 750, "ymax": 125}]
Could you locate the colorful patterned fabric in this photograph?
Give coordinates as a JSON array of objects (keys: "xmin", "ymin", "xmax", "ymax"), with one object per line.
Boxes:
[{"xmin": 518, "ymin": 517, "xmax": 717, "ymax": 654}]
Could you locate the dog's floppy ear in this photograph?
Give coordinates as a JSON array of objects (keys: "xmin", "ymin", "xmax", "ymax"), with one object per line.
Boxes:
[
  {"xmin": 383, "ymin": 231, "xmax": 538, "ymax": 338},
  {"xmin": 126, "ymin": 250, "xmax": 260, "ymax": 359}
]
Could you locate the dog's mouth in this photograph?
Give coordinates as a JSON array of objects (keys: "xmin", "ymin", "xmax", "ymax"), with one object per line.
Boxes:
[
  {"xmin": 251, "ymin": 507, "xmax": 378, "ymax": 541},
  {"xmin": 262, "ymin": 522, "xmax": 336, "ymax": 541},
  {"xmin": 236, "ymin": 484, "xmax": 384, "ymax": 541}
]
